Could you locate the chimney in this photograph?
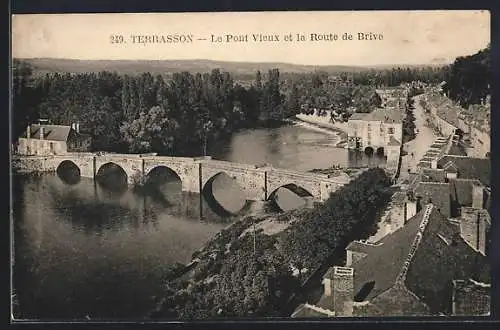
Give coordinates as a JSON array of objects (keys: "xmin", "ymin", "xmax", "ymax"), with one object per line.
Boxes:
[
  {"xmin": 472, "ymin": 182, "xmax": 484, "ymax": 209},
  {"xmin": 76, "ymin": 122, "xmax": 80, "ymax": 133},
  {"xmin": 477, "ymin": 211, "xmax": 490, "ymax": 255},
  {"xmin": 26, "ymin": 124, "xmax": 31, "ymax": 139},
  {"xmin": 460, "ymin": 208, "xmax": 490, "ymax": 255},
  {"xmin": 323, "ymin": 266, "xmax": 354, "ymax": 316},
  {"xmin": 39, "ymin": 126, "xmax": 44, "ymax": 140},
  {"xmin": 431, "ymin": 159, "xmax": 438, "ymax": 169},
  {"xmin": 71, "ymin": 123, "xmax": 76, "ymax": 130}
]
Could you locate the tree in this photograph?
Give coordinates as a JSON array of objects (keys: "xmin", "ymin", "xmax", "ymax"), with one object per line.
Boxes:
[
  {"xmin": 120, "ymin": 105, "xmax": 179, "ymax": 154},
  {"xmin": 285, "ymin": 84, "xmax": 300, "ymax": 118},
  {"xmin": 444, "ymin": 45, "xmax": 490, "ymax": 107}
]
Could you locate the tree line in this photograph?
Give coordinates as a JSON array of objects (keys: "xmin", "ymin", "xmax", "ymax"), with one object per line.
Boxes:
[
  {"xmin": 442, "ymin": 45, "xmax": 490, "ymax": 107},
  {"xmin": 151, "ymin": 167, "xmax": 392, "ymax": 319},
  {"xmin": 12, "ymin": 61, "xmax": 301, "ymax": 156}
]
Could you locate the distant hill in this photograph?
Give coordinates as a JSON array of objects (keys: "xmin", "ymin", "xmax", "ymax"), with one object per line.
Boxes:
[{"xmin": 15, "ymin": 58, "xmax": 446, "ymax": 77}]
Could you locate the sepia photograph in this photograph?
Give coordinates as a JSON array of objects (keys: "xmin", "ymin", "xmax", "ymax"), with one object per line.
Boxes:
[{"xmin": 10, "ymin": 10, "xmax": 491, "ymax": 321}]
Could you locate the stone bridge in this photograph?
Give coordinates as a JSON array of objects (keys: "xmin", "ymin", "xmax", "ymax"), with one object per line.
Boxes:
[{"xmin": 41, "ymin": 153, "xmax": 350, "ymax": 202}]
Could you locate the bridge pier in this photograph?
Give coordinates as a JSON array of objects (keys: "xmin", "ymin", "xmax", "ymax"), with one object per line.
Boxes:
[{"xmin": 43, "ymin": 154, "xmax": 350, "ymax": 204}]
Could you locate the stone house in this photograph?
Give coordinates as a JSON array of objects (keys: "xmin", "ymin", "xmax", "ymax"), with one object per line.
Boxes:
[
  {"xmin": 347, "ymin": 107, "xmax": 404, "ymax": 157},
  {"xmin": 292, "ymin": 205, "xmax": 490, "ymax": 317},
  {"xmin": 17, "ymin": 122, "xmax": 92, "ymax": 156}
]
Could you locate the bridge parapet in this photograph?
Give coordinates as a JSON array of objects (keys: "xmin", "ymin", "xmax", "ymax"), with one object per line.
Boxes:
[{"xmin": 19, "ymin": 153, "xmax": 350, "ymax": 203}]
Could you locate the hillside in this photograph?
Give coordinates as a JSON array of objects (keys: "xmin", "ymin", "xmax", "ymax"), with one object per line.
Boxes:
[{"xmin": 14, "ymin": 58, "xmax": 440, "ymax": 77}]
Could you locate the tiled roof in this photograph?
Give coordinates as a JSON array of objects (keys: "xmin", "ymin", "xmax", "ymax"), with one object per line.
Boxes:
[
  {"xmin": 414, "ymin": 182, "xmax": 451, "ymax": 218},
  {"xmin": 349, "ymin": 108, "xmax": 404, "ymax": 123},
  {"xmin": 346, "ymin": 241, "xmax": 381, "ymax": 254},
  {"xmin": 421, "ymin": 169, "xmax": 446, "ymax": 183},
  {"xmin": 405, "ymin": 209, "xmax": 490, "ymax": 314},
  {"xmin": 345, "ymin": 205, "xmax": 489, "ymax": 315},
  {"xmin": 291, "ymin": 304, "xmax": 334, "ymax": 318},
  {"xmin": 418, "ymin": 161, "xmax": 432, "ymax": 169},
  {"xmin": 436, "ymin": 103, "xmax": 460, "ymax": 127},
  {"xmin": 437, "ymin": 156, "xmax": 490, "ymax": 187},
  {"xmin": 449, "ymin": 179, "xmax": 481, "ymax": 217},
  {"xmin": 23, "ymin": 124, "xmax": 72, "ymax": 142},
  {"xmin": 350, "ymin": 208, "xmax": 425, "ymax": 302},
  {"xmin": 447, "ymin": 143, "xmax": 468, "ymax": 156}
]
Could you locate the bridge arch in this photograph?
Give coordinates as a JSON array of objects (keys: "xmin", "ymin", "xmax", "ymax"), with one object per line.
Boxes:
[
  {"xmin": 202, "ymin": 171, "xmax": 248, "ymax": 216},
  {"xmin": 268, "ymin": 183, "xmax": 314, "ymax": 199},
  {"xmin": 267, "ymin": 183, "xmax": 314, "ymax": 212},
  {"xmin": 145, "ymin": 165, "xmax": 183, "ymax": 187},
  {"xmin": 143, "ymin": 165, "xmax": 183, "ymax": 205},
  {"xmin": 95, "ymin": 162, "xmax": 128, "ymax": 190},
  {"xmin": 56, "ymin": 160, "xmax": 81, "ymax": 185}
]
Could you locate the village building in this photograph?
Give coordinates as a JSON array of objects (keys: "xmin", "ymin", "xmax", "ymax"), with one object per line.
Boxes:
[
  {"xmin": 346, "ymin": 107, "xmax": 404, "ymax": 158},
  {"xmin": 292, "ymin": 205, "xmax": 490, "ymax": 317},
  {"xmin": 423, "ymin": 92, "xmax": 490, "ymax": 159},
  {"xmin": 291, "ymin": 145, "xmax": 491, "ymax": 318},
  {"xmin": 16, "ymin": 121, "xmax": 92, "ymax": 156}
]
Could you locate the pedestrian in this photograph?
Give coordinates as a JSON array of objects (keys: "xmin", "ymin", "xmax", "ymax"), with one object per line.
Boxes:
[{"xmin": 411, "ymin": 152, "xmax": 414, "ymax": 158}]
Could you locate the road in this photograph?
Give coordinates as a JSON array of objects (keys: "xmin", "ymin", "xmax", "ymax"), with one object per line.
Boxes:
[{"xmin": 398, "ymin": 94, "xmax": 438, "ymax": 182}]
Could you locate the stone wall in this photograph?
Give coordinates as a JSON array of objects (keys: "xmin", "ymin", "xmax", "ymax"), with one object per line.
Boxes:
[
  {"xmin": 143, "ymin": 157, "xmax": 200, "ymax": 193},
  {"xmin": 17, "ymin": 138, "xmax": 68, "ymax": 156},
  {"xmin": 15, "ymin": 154, "xmax": 349, "ymax": 202},
  {"xmin": 460, "ymin": 207, "xmax": 490, "ymax": 255},
  {"xmin": 200, "ymin": 160, "xmax": 266, "ymax": 201},
  {"xmin": 452, "ymin": 279, "xmax": 490, "ymax": 316}
]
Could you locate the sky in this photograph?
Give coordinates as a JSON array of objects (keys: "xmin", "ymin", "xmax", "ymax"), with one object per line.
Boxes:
[{"xmin": 12, "ymin": 10, "xmax": 490, "ymax": 66}]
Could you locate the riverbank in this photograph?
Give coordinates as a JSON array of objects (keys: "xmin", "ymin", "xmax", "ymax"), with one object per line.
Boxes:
[
  {"xmin": 292, "ymin": 115, "xmax": 348, "ymax": 147},
  {"xmin": 148, "ymin": 168, "xmax": 393, "ymax": 319},
  {"xmin": 11, "ymin": 155, "xmax": 55, "ymax": 175}
]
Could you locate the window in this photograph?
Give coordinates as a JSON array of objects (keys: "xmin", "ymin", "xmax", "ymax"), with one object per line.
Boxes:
[
  {"xmin": 50, "ymin": 142, "xmax": 55, "ymax": 154},
  {"xmin": 388, "ymin": 127, "xmax": 395, "ymax": 134}
]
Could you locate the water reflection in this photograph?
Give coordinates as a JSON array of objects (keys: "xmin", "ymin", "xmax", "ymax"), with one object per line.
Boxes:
[
  {"xmin": 214, "ymin": 125, "xmax": 386, "ymax": 170},
  {"xmin": 13, "ymin": 173, "xmax": 230, "ymax": 319},
  {"xmin": 202, "ymin": 172, "xmax": 248, "ymax": 216},
  {"xmin": 95, "ymin": 162, "xmax": 128, "ymax": 194},
  {"xmin": 13, "ymin": 125, "xmax": 387, "ymax": 320},
  {"xmin": 56, "ymin": 160, "xmax": 81, "ymax": 185},
  {"xmin": 271, "ymin": 186, "xmax": 312, "ymax": 212}
]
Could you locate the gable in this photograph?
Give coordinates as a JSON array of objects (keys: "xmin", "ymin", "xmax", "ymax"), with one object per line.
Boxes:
[
  {"xmin": 367, "ymin": 284, "xmax": 430, "ymax": 316},
  {"xmin": 437, "ymin": 156, "xmax": 490, "ymax": 187},
  {"xmin": 414, "ymin": 183, "xmax": 451, "ymax": 218},
  {"xmin": 443, "ymin": 161, "xmax": 458, "ymax": 173},
  {"xmin": 404, "ymin": 210, "xmax": 490, "ymax": 314},
  {"xmin": 351, "ymin": 211, "xmax": 423, "ymax": 302}
]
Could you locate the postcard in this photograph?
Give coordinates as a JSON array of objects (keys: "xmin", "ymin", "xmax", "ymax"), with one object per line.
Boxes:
[{"xmin": 11, "ymin": 10, "xmax": 491, "ymax": 321}]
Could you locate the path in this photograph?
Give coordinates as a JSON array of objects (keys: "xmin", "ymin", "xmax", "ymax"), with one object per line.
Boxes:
[{"xmin": 398, "ymin": 94, "xmax": 438, "ymax": 182}]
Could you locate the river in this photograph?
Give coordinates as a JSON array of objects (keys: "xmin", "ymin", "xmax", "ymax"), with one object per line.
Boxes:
[{"xmin": 12, "ymin": 124, "xmax": 385, "ymax": 320}]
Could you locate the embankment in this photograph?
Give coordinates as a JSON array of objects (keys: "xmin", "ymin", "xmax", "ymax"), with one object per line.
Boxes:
[
  {"xmin": 11, "ymin": 155, "xmax": 55, "ymax": 174},
  {"xmin": 293, "ymin": 114, "xmax": 348, "ymax": 147}
]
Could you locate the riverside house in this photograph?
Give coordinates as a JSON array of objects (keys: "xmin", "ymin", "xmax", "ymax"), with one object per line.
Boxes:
[{"xmin": 17, "ymin": 121, "xmax": 92, "ymax": 156}]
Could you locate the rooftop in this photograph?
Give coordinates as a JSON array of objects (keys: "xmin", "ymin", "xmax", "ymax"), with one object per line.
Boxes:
[
  {"xmin": 350, "ymin": 205, "xmax": 490, "ymax": 314},
  {"xmin": 449, "ymin": 179, "xmax": 482, "ymax": 217},
  {"xmin": 420, "ymin": 169, "xmax": 446, "ymax": 183},
  {"xmin": 345, "ymin": 241, "xmax": 379, "ymax": 257},
  {"xmin": 23, "ymin": 124, "xmax": 72, "ymax": 142},
  {"xmin": 349, "ymin": 107, "xmax": 404, "ymax": 123},
  {"xmin": 291, "ymin": 303, "xmax": 335, "ymax": 318},
  {"xmin": 437, "ymin": 156, "xmax": 490, "ymax": 187},
  {"xmin": 414, "ymin": 182, "xmax": 451, "ymax": 218},
  {"xmin": 447, "ymin": 143, "xmax": 469, "ymax": 157}
]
